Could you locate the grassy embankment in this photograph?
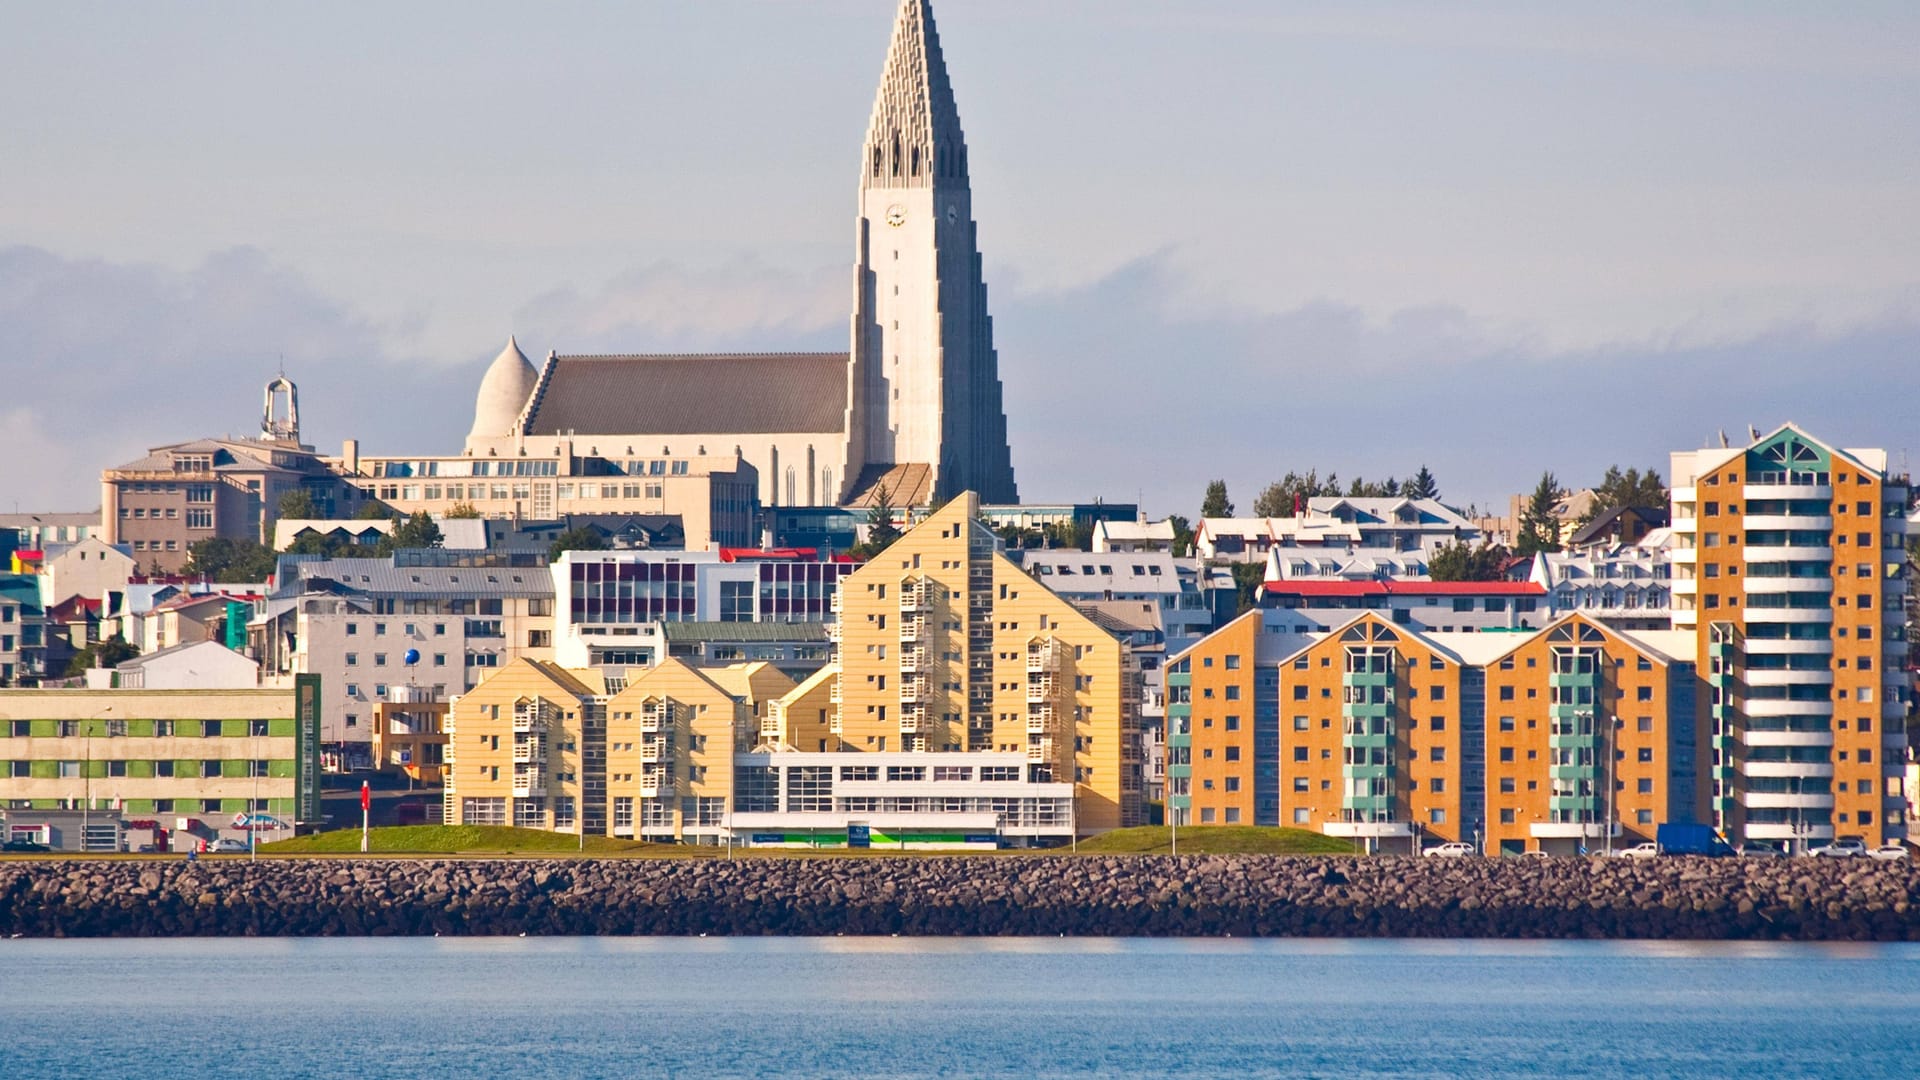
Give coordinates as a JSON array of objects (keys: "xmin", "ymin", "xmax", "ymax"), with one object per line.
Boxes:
[
  {"xmin": 252, "ymin": 823, "xmax": 1359, "ymax": 857},
  {"xmin": 1074, "ymin": 826, "xmax": 1356, "ymax": 855}
]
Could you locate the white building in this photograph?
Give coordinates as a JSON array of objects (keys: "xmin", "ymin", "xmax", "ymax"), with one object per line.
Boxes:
[
  {"xmin": 1015, "ymin": 550, "xmax": 1214, "ymax": 646},
  {"xmin": 1531, "ymin": 536, "xmax": 1673, "ymax": 631},
  {"xmin": 39, "ymin": 538, "xmax": 136, "ymax": 608},
  {"xmin": 1194, "ymin": 498, "xmax": 1477, "ymax": 563},
  {"xmin": 1093, "ymin": 519, "xmax": 1176, "ymax": 554},
  {"xmin": 105, "ymin": 640, "xmax": 258, "ymax": 690}
]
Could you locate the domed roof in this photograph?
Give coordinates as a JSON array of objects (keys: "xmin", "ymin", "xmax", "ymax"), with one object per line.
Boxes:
[{"xmin": 467, "ymin": 336, "xmax": 539, "ymax": 441}]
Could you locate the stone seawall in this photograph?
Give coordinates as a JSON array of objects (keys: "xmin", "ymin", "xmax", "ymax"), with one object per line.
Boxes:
[{"xmin": 3, "ymin": 855, "xmax": 1918, "ymax": 939}]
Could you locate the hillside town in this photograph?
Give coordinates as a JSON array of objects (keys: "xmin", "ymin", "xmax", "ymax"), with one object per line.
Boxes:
[{"xmin": 1, "ymin": 0, "xmax": 1911, "ymax": 864}]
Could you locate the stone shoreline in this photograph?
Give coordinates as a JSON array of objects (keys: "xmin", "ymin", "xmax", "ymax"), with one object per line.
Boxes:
[{"xmin": 2, "ymin": 855, "xmax": 1917, "ymax": 939}]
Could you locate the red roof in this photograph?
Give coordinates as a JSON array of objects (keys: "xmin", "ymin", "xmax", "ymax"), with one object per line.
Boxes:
[
  {"xmin": 718, "ymin": 547, "xmax": 821, "ymax": 562},
  {"xmin": 1262, "ymin": 580, "xmax": 1545, "ymax": 597}
]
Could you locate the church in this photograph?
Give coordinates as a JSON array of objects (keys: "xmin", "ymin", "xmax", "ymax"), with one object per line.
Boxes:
[{"xmin": 464, "ymin": 0, "xmax": 1018, "ymax": 510}]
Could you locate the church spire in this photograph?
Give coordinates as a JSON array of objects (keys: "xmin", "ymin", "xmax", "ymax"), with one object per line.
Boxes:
[{"xmin": 863, "ymin": 0, "xmax": 967, "ymax": 191}]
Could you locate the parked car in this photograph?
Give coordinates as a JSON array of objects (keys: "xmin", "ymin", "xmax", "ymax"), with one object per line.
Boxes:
[
  {"xmin": 1423, "ymin": 842, "xmax": 1477, "ymax": 858},
  {"xmin": 1810, "ymin": 836, "xmax": 1869, "ymax": 858},
  {"xmin": 1868, "ymin": 844, "xmax": 1910, "ymax": 861},
  {"xmin": 1617, "ymin": 842, "xmax": 1660, "ymax": 859},
  {"xmin": 208, "ymin": 838, "xmax": 251, "ymax": 854},
  {"xmin": 1738, "ymin": 842, "xmax": 1785, "ymax": 859},
  {"xmin": 1521, "ymin": 850, "xmax": 1552, "ymax": 860},
  {"xmin": 2, "ymin": 839, "xmax": 52, "ymax": 853}
]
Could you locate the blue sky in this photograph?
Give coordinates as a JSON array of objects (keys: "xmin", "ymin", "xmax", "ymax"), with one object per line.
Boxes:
[{"xmin": 3, "ymin": 0, "xmax": 1917, "ymax": 516}]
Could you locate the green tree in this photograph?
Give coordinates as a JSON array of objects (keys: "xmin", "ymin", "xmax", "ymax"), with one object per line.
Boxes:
[
  {"xmin": 1252, "ymin": 470, "xmax": 1327, "ymax": 518},
  {"xmin": 848, "ymin": 486, "xmax": 904, "ymax": 558},
  {"xmin": 1515, "ymin": 472, "xmax": 1567, "ymax": 558},
  {"xmin": 1168, "ymin": 515, "xmax": 1193, "ymax": 558},
  {"xmin": 1429, "ymin": 540, "xmax": 1509, "ymax": 582},
  {"xmin": 283, "ymin": 531, "xmax": 344, "ymax": 557},
  {"xmin": 1582, "ymin": 465, "xmax": 1669, "ymax": 524},
  {"xmin": 1405, "ymin": 465, "xmax": 1441, "ymax": 501},
  {"xmin": 1229, "ymin": 561, "xmax": 1266, "ymax": 614},
  {"xmin": 1200, "ymin": 480, "xmax": 1234, "ymax": 518},
  {"xmin": 66, "ymin": 635, "xmax": 140, "ymax": 676},
  {"xmin": 547, "ymin": 526, "xmax": 609, "ymax": 563},
  {"xmin": 354, "ymin": 498, "xmax": 396, "ymax": 520},
  {"xmin": 376, "ymin": 511, "xmax": 444, "ymax": 555},
  {"xmin": 444, "ymin": 501, "xmax": 482, "ymax": 519},
  {"xmin": 276, "ymin": 488, "xmax": 317, "ymax": 521},
  {"xmin": 183, "ymin": 537, "xmax": 279, "ymax": 582}
]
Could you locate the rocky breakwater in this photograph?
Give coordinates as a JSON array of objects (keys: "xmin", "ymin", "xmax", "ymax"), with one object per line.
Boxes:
[{"xmin": 1, "ymin": 855, "xmax": 1917, "ymax": 939}]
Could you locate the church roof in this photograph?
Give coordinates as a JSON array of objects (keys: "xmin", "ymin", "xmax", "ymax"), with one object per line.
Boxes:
[
  {"xmin": 521, "ymin": 353, "xmax": 849, "ymax": 437},
  {"xmin": 469, "ymin": 336, "xmax": 538, "ymax": 441},
  {"xmin": 865, "ymin": 0, "xmax": 966, "ymax": 189}
]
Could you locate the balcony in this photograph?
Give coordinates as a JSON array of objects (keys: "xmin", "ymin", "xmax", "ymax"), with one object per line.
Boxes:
[
  {"xmin": 639, "ymin": 769, "xmax": 674, "ymax": 798},
  {"xmin": 639, "ymin": 738, "xmax": 671, "ymax": 764},
  {"xmin": 512, "ymin": 767, "xmax": 545, "ymax": 797},
  {"xmin": 1743, "ymin": 483, "xmax": 1832, "ymax": 500},
  {"xmin": 898, "ymin": 648, "xmax": 925, "ymax": 672},
  {"xmin": 899, "ymin": 619, "xmax": 923, "ymax": 644},
  {"xmin": 1742, "ymin": 668, "xmax": 1833, "ymax": 688},
  {"xmin": 639, "ymin": 708, "xmax": 668, "ymax": 734},
  {"xmin": 1745, "ymin": 514, "xmax": 1833, "ymax": 531},
  {"xmin": 1745, "ymin": 545, "xmax": 1833, "ymax": 562},
  {"xmin": 1028, "ymin": 702, "xmax": 1055, "ymax": 733},
  {"xmin": 512, "ymin": 736, "xmax": 543, "ymax": 763},
  {"xmin": 1027, "ymin": 673, "xmax": 1056, "ymax": 702},
  {"xmin": 1738, "ymin": 791, "xmax": 1835, "ymax": 810},
  {"xmin": 1742, "ymin": 760, "xmax": 1835, "ymax": 778},
  {"xmin": 1742, "ymin": 637, "xmax": 1833, "ymax": 656},
  {"xmin": 899, "ymin": 705, "xmax": 928, "ymax": 734},
  {"xmin": 1739, "ymin": 729, "xmax": 1833, "ymax": 749},
  {"xmin": 512, "ymin": 708, "xmax": 546, "ymax": 734},
  {"xmin": 1743, "ymin": 576, "xmax": 1832, "ymax": 594},
  {"xmin": 900, "ymin": 584, "xmax": 933, "ymax": 613},
  {"xmin": 1027, "ymin": 643, "xmax": 1061, "ymax": 674},
  {"xmin": 900, "ymin": 675, "xmax": 929, "ymax": 702}
]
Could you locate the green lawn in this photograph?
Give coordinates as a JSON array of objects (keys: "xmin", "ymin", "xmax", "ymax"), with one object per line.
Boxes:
[
  {"xmin": 1075, "ymin": 825, "xmax": 1357, "ymax": 856},
  {"xmin": 259, "ymin": 825, "xmax": 687, "ymax": 856}
]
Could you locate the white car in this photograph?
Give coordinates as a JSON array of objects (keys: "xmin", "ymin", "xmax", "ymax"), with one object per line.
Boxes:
[
  {"xmin": 1810, "ymin": 837, "xmax": 1869, "ymax": 858},
  {"xmin": 208, "ymin": 838, "xmax": 251, "ymax": 854},
  {"xmin": 1617, "ymin": 842, "xmax": 1660, "ymax": 859},
  {"xmin": 1422, "ymin": 842, "xmax": 1477, "ymax": 858},
  {"xmin": 1868, "ymin": 843, "xmax": 1910, "ymax": 861}
]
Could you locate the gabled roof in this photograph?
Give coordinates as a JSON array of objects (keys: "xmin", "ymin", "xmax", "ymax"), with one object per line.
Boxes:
[{"xmin": 521, "ymin": 353, "xmax": 850, "ymax": 437}]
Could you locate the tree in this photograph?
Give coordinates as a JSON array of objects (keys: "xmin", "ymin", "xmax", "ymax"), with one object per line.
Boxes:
[
  {"xmin": 376, "ymin": 511, "xmax": 443, "ymax": 555},
  {"xmin": 183, "ymin": 537, "xmax": 278, "ymax": 583},
  {"xmin": 1229, "ymin": 561, "xmax": 1266, "ymax": 614},
  {"xmin": 848, "ymin": 486, "xmax": 904, "ymax": 559},
  {"xmin": 547, "ymin": 526, "xmax": 609, "ymax": 563},
  {"xmin": 1428, "ymin": 540, "xmax": 1509, "ymax": 582},
  {"xmin": 66, "ymin": 635, "xmax": 139, "ymax": 676},
  {"xmin": 1200, "ymin": 480, "xmax": 1233, "ymax": 519},
  {"xmin": 283, "ymin": 531, "xmax": 344, "ymax": 557},
  {"xmin": 277, "ymin": 488, "xmax": 317, "ymax": 521},
  {"xmin": 1252, "ymin": 470, "xmax": 1328, "ymax": 518},
  {"xmin": 1168, "ymin": 515, "xmax": 1193, "ymax": 558},
  {"xmin": 354, "ymin": 498, "xmax": 396, "ymax": 520},
  {"xmin": 1582, "ymin": 465, "xmax": 1669, "ymax": 524},
  {"xmin": 1515, "ymin": 472, "xmax": 1567, "ymax": 558},
  {"xmin": 1405, "ymin": 465, "xmax": 1440, "ymax": 501},
  {"xmin": 444, "ymin": 501, "xmax": 482, "ymax": 519}
]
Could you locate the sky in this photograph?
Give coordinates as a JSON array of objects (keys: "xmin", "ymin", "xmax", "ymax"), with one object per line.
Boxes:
[{"xmin": 2, "ymin": 0, "xmax": 1917, "ymax": 519}]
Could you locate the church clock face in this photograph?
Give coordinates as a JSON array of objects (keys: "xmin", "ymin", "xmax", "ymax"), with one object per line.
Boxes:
[
  {"xmin": 946, "ymin": 203, "xmax": 958, "ymax": 224},
  {"xmin": 885, "ymin": 204, "xmax": 906, "ymax": 227}
]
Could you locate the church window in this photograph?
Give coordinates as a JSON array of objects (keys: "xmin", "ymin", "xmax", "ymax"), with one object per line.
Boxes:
[
  {"xmin": 872, "ymin": 146, "xmax": 881, "ymax": 178},
  {"xmin": 911, "ymin": 146, "xmax": 920, "ymax": 176},
  {"xmin": 892, "ymin": 133, "xmax": 901, "ymax": 176}
]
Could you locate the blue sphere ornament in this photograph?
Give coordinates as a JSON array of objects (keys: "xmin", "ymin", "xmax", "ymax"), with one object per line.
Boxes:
[{"xmin": 404, "ymin": 649, "xmax": 420, "ymax": 666}]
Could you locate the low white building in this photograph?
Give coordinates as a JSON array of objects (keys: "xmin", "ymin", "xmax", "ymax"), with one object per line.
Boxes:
[
  {"xmin": 1266, "ymin": 548, "xmax": 1430, "ymax": 581},
  {"xmin": 1092, "ymin": 519, "xmax": 1176, "ymax": 554},
  {"xmin": 726, "ymin": 751, "xmax": 1076, "ymax": 849},
  {"xmin": 105, "ymin": 640, "xmax": 258, "ymax": 690},
  {"xmin": 1195, "ymin": 498, "xmax": 1477, "ymax": 563},
  {"xmin": 1015, "ymin": 550, "xmax": 1214, "ymax": 645},
  {"xmin": 1531, "ymin": 538, "xmax": 1673, "ymax": 631}
]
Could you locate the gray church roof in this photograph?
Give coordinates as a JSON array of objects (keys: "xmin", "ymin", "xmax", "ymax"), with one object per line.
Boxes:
[{"xmin": 522, "ymin": 353, "xmax": 850, "ymax": 437}]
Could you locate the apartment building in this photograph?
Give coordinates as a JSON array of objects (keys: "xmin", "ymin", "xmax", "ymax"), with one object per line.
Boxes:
[
  {"xmin": 1671, "ymin": 424, "xmax": 1912, "ymax": 848},
  {"xmin": 442, "ymin": 657, "xmax": 777, "ymax": 842},
  {"xmin": 1258, "ymin": 580, "xmax": 1550, "ymax": 634},
  {"xmin": 829, "ymin": 493, "xmax": 1143, "ymax": 833},
  {"xmin": 1195, "ymin": 498, "xmax": 1478, "ymax": 563},
  {"xmin": 1532, "ymin": 541, "xmax": 1673, "ymax": 631},
  {"xmin": 334, "ymin": 442, "xmax": 758, "ymax": 550},
  {"xmin": 1172, "ymin": 610, "xmax": 1704, "ymax": 854},
  {"xmin": 0, "ymin": 679, "xmax": 320, "ymax": 851},
  {"xmin": 551, "ymin": 548, "xmax": 856, "ymax": 668},
  {"xmin": 0, "ymin": 575, "xmax": 47, "ymax": 686},
  {"xmin": 1016, "ymin": 550, "xmax": 1214, "ymax": 645}
]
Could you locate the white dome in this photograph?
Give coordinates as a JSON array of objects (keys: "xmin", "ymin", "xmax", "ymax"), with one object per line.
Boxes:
[{"xmin": 467, "ymin": 336, "xmax": 538, "ymax": 441}]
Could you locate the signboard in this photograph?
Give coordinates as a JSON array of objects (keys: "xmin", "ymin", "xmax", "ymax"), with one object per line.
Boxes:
[
  {"xmin": 846, "ymin": 823, "xmax": 871, "ymax": 849},
  {"xmin": 294, "ymin": 674, "xmax": 322, "ymax": 824}
]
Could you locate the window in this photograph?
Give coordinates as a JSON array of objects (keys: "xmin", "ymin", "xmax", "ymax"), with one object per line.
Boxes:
[
  {"xmin": 1499, "ymin": 747, "xmax": 1514, "ymax": 762},
  {"xmin": 1500, "ymin": 809, "xmax": 1516, "ymax": 824},
  {"xmin": 1499, "ymin": 778, "xmax": 1515, "ymax": 793},
  {"xmin": 1293, "ymin": 716, "xmax": 1309, "ymax": 731},
  {"xmin": 1293, "ymin": 808, "xmax": 1311, "ymax": 824}
]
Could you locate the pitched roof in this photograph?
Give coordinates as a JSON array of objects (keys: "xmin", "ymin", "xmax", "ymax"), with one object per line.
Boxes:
[
  {"xmin": 521, "ymin": 353, "xmax": 850, "ymax": 436},
  {"xmin": 660, "ymin": 621, "xmax": 830, "ymax": 644},
  {"xmin": 1261, "ymin": 580, "xmax": 1546, "ymax": 597}
]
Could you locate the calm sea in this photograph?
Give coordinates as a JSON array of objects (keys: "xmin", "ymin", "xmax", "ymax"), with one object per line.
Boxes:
[{"xmin": 0, "ymin": 937, "xmax": 1914, "ymax": 1078}]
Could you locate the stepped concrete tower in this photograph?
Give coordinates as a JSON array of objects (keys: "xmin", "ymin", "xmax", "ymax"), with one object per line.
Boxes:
[{"xmin": 842, "ymin": 0, "xmax": 1018, "ymax": 505}]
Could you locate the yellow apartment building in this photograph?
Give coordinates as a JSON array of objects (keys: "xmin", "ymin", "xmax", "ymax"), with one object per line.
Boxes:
[{"xmin": 830, "ymin": 493, "xmax": 1142, "ymax": 833}]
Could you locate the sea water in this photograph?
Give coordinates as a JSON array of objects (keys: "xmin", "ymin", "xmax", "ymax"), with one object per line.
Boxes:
[{"xmin": 0, "ymin": 937, "xmax": 1912, "ymax": 1078}]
